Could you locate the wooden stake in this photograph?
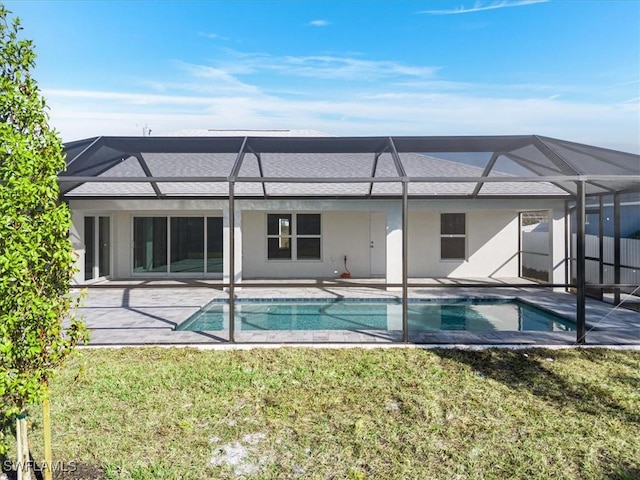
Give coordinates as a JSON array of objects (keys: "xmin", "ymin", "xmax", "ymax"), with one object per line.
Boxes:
[
  {"xmin": 16, "ymin": 416, "xmax": 22, "ymax": 480},
  {"xmin": 16, "ymin": 414, "xmax": 32, "ymax": 480},
  {"xmin": 23, "ymin": 417, "xmax": 31, "ymax": 480},
  {"xmin": 43, "ymin": 398, "xmax": 53, "ymax": 480}
]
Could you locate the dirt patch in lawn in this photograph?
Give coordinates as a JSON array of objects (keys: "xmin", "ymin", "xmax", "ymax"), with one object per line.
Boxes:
[{"xmin": 1, "ymin": 463, "xmax": 106, "ymax": 480}]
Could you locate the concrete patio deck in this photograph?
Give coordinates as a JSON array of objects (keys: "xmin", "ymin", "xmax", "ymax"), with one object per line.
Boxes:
[{"xmin": 72, "ymin": 278, "xmax": 640, "ymax": 347}]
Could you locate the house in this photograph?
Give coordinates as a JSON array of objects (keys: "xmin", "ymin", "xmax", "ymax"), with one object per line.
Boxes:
[{"xmin": 60, "ymin": 131, "xmax": 640, "ymax": 341}]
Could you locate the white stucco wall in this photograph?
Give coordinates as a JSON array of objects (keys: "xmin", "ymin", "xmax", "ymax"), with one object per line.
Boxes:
[
  {"xmin": 407, "ymin": 209, "xmax": 518, "ymax": 277},
  {"xmin": 242, "ymin": 209, "xmax": 373, "ymax": 278},
  {"xmin": 68, "ymin": 198, "xmax": 566, "ymax": 283}
]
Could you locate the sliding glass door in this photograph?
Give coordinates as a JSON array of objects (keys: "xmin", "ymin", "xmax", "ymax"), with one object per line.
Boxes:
[
  {"xmin": 170, "ymin": 217, "xmax": 205, "ymax": 273},
  {"xmin": 133, "ymin": 217, "xmax": 168, "ymax": 273},
  {"xmin": 207, "ymin": 217, "xmax": 223, "ymax": 273},
  {"xmin": 133, "ymin": 216, "xmax": 222, "ymax": 275}
]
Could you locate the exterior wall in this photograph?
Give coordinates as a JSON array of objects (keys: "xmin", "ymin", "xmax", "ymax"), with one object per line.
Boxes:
[
  {"xmin": 242, "ymin": 209, "xmax": 373, "ymax": 278},
  {"xmin": 405, "ymin": 200, "xmax": 566, "ymax": 280},
  {"xmin": 407, "ymin": 209, "xmax": 519, "ymax": 277},
  {"xmin": 223, "ymin": 204, "xmax": 242, "ymax": 285},
  {"xmin": 238, "ymin": 199, "xmax": 393, "ymax": 279},
  {"xmin": 68, "ymin": 198, "xmax": 567, "ymax": 283}
]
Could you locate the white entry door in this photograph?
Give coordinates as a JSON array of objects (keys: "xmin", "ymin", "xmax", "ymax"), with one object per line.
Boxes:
[{"xmin": 369, "ymin": 211, "xmax": 386, "ymax": 276}]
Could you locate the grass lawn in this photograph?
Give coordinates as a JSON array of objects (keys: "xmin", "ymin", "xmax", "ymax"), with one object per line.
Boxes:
[{"xmin": 11, "ymin": 347, "xmax": 640, "ymax": 479}]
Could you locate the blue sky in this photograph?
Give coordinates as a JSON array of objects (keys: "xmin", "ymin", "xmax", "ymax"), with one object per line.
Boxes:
[{"xmin": 5, "ymin": 0, "xmax": 640, "ymax": 152}]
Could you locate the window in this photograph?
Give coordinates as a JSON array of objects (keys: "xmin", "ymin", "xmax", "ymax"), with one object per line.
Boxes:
[
  {"xmin": 133, "ymin": 216, "xmax": 222, "ymax": 274},
  {"xmin": 267, "ymin": 214, "xmax": 292, "ymax": 259},
  {"xmin": 84, "ymin": 216, "xmax": 110, "ymax": 280},
  {"xmin": 296, "ymin": 214, "xmax": 321, "ymax": 259},
  {"xmin": 441, "ymin": 213, "xmax": 466, "ymax": 260},
  {"xmin": 267, "ymin": 213, "xmax": 321, "ymax": 260},
  {"xmin": 84, "ymin": 217, "xmax": 95, "ymax": 279}
]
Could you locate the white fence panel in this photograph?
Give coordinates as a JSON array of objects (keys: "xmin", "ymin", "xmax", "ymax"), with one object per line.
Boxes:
[
  {"xmin": 521, "ymin": 232, "xmax": 549, "ymax": 273},
  {"xmin": 621, "ymin": 238, "xmax": 640, "ymax": 267},
  {"xmin": 521, "ymin": 254, "xmax": 548, "ymax": 273},
  {"xmin": 570, "ymin": 234, "xmax": 640, "ymax": 285},
  {"xmin": 522, "ymin": 232, "xmax": 548, "ymax": 254},
  {"xmin": 522, "ymin": 231, "xmax": 639, "ymax": 285}
]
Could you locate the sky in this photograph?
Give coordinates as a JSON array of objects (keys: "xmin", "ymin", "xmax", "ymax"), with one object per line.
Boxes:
[{"xmin": 4, "ymin": 0, "xmax": 640, "ymax": 152}]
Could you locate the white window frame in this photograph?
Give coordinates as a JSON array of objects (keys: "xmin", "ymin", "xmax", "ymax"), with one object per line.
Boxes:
[{"xmin": 266, "ymin": 212, "xmax": 322, "ymax": 261}]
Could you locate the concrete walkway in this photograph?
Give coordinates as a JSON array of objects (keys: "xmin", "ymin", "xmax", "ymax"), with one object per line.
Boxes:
[{"xmin": 73, "ymin": 279, "xmax": 640, "ymax": 347}]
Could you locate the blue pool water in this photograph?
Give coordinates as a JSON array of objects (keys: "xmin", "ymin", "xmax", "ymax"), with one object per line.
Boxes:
[{"xmin": 175, "ymin": 299, "xmax": 574, "ymax": 332}]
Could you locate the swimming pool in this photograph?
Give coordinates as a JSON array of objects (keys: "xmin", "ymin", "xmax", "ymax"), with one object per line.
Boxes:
[{"xmin": 175, "ymin": 298, "xmax": 574, "ymax": 332}]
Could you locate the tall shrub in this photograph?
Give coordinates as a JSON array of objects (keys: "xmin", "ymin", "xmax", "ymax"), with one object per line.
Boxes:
[{"xmin": 0, "ymin": 4, "xmax": 87, "ymax": 476}]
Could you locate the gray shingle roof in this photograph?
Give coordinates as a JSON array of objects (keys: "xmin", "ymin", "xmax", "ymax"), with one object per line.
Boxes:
[{"xmin": 61, "ymin": 135, "xmax": 639, "ymax": 198}]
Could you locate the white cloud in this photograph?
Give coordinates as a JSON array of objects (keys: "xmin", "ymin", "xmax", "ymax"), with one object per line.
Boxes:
[
  {"xmin": 198, "ymin": 32, "xmax": 228, "ymax": 40},
  {"xmin": 177, "ymin": 63, "xmax": 263, "ymax": 94},
  {"xmin": 214, "ymin": 50, "xmax": 440, "ymax": 81},
  {"xmin": 40, "ymin": 48, "xmax": 639, "ymax": 153},
  {"xmin": 309, "ymin": 20, "xmax": 330, "ymax": 27},
  {"xmin": 43, "ymin": 84, "xmax": 640, "ymax": 153},
  {"xmin": 420, "ymin": 0, "xmax": 548, "ymax": 15}
]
